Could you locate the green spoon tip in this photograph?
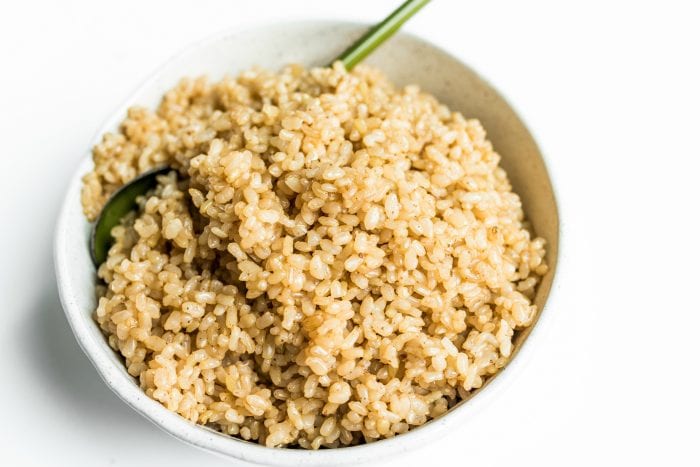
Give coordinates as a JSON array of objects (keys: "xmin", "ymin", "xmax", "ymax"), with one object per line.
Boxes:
[{"xmin": 91, "ymin": 167, "xmax": 171, "ymax": 266}]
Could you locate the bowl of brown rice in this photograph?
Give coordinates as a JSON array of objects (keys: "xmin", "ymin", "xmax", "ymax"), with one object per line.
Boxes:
[{"xmin": 54, "ymin": 20, "xmax": 560, "ymax": 466}]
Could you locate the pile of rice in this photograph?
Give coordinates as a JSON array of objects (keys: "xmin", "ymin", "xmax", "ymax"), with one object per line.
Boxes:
[{"xmin": 82, "ymin": 63, "xmax": 547, "ymax": 448}]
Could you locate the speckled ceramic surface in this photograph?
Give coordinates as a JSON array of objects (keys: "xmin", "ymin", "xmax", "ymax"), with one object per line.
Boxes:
[{"xmin": 54, "ymin": 21, "xmax": 560, "ymax": 466}]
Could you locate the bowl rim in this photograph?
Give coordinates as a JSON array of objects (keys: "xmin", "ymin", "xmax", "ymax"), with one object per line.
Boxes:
[{"xmin": 54, "ymin": 19, "xmax": 563, "ymax": 466}]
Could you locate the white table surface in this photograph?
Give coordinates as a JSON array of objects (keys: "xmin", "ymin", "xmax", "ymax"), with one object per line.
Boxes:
[{"xmin": 1, "ymin": 0, "xmax": 698, "ymax": 465}]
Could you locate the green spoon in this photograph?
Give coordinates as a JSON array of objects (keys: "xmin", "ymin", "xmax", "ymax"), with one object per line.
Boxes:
[
  {"xmin": 90, "ymin": 0, "xmax": 430, "ymax": 267},
  {"xmin": 90, "ymin": 166, "xmax": 171, "ymax": 266}
]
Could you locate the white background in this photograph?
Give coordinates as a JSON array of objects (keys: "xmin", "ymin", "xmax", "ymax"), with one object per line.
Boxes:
[{"xmin": 1, "ymin": 0, "xmax": 698, "ymax": 465}]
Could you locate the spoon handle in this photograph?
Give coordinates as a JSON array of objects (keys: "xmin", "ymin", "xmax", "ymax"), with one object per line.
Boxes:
[{"xmin": 334, "ymin": 0, "xmax": 431, "ymax": 70}]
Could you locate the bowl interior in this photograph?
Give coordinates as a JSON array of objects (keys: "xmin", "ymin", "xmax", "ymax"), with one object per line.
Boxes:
[{"xmin": 55, "ymin": 21, "xmax": 559, "ymax": 466}]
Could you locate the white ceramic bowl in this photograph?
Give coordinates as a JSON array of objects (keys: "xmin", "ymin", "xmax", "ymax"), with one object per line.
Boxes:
[{"xmin": 55, "ymin": 21, "xmax": 560, "ymax": 466}]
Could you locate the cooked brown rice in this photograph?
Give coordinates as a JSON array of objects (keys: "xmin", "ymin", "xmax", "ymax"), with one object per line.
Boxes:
[{"xmin": 81, "ymin": 62, "xmax": 547, "ymax": 448}]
